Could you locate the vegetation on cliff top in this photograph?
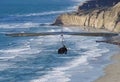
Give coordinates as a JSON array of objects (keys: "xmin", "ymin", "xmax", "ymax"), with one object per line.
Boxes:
[{"xmin": 54, "ymin": 0, "xmax": 120, "ymax": 33}]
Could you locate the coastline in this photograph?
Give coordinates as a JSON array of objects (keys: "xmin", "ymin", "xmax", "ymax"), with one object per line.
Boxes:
[
  {"xmin": 52, "ymin": 0, "xmax": 120, "ymax": 81},
  {"xmin": 94, "ymin": 51, "xmax": 120, "ymax": 82},
  {"xmin": 53, "ymin": 1, "xmax": 120, "ymax": 33}
]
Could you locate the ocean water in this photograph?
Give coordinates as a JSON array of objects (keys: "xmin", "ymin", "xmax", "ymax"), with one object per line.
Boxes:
[{"xmin": 0, "ymin": 0, "xmax": 119, "ymax": 82}]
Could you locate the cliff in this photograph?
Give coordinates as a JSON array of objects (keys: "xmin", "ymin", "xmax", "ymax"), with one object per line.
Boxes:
[
  {"xmin": 78, "ymin": 0, "xmax": 120, "ymax": 11},
  {"xmin": 54, "ymin": 1, "xmax": 120, "ymax": 33}
]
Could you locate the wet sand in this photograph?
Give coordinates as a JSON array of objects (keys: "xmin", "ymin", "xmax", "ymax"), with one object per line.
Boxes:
[{"xmin": 94, "ymin": 52, "xmax": 120, "ymax": 82}]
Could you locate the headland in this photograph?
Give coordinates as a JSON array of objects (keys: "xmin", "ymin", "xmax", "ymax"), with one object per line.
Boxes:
[{"xmin": 53, "ymin": 0, "xmax": 120, "ymax": 82}]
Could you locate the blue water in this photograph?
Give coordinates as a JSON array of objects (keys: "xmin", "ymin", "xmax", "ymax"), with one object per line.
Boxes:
[{"xmin": 0, "ymin": 0, "xmax": 119, "ymax": 82}]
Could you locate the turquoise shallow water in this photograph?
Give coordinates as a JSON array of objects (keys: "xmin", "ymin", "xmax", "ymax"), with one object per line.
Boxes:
[{"xmin": 0, "ymin": 0, "xmax": 119, "ymax": 82}]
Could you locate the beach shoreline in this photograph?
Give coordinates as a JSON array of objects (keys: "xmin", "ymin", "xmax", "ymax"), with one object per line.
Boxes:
[
  {"xmin": 52, "ymin": 0, "xmax": 120, "ymax": 81},
  {"xmin": 94, "ymin": 50, "xmax": 120, "ymax": 82}
]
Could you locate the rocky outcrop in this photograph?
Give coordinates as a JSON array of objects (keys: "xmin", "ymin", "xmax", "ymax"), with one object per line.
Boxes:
[
  {"xmin": 54, "ymin": 1, "xmax": 120, "ymax": 33},
  {"xmin": 78, "ymin": 0, "xmax": 120, "ymax": 11}
]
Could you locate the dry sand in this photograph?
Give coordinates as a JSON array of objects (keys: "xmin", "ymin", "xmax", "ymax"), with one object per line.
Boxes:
[{"xmin": 94, "ymin": 52, "xmax": 120, "ymax": 82}]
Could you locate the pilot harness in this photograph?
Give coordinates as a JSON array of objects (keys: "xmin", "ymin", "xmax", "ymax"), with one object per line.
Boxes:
[
  {"xmin": 58, "ymin": 27, "xmax": 67, "ymax": 54},
  {"xmin": 60, "ymin": 27, "xmax": 65, "ymax": 46}
]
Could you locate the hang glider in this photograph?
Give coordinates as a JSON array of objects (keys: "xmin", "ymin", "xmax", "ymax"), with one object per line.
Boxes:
[{"xmin": 5, "ymin": 32, "xmax": 118, "ymax": 37}]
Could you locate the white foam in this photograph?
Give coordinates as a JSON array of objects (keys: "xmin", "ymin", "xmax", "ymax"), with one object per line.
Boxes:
[
  {"xmin": 30, "ymin": 37, "xmax": 110, "ymax": 82},
  {"xmin": 56, "ymin": 56, "xmax": 88, "ymax": 71},
  {"xmin": 71, "ymin": 0, "xmax": 87, "ymax": 2},
  {"xmin": 0, "ymin": 22, "xmax": 40, "ymax": 28},
  {"xmin": 84, "ymin": 48, "xmax": 109, "ymax": 58},
  {"xmin": 30, "ymin": 54, "xmax": 89, "ymax": 82},
  {"xmin": 0, "ymin": 48, "xmax": 30, "ymax": 60},
  {"xmin": 15, "ymin": 10, "xmax": 73, "ymax": 17},
  {"xmin": 31, "ymin": 71, "xmax": 70, "ymax": 82},
  {"xmin": 0, "ymin": 56, "xmax": 17, "ymax": 60},
  {"xmin": 0, "ymin": 62, "xmax": 15, "ymax": 71},
  {"xmin": 0, "ymin": 41, "xmax": 42, "ymax": 71},
  {"xmin": 0, "ymin": 48, "xmax": 29, "ymax": 53},
  {"xmin": 0, "ymin": 41, "xmax": 42, "ymax": 60}
]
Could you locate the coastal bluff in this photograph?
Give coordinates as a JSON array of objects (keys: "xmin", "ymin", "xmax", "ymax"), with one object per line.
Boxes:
[{"xmin": 53, "ymin": 0, "xmax": 120, "ymax": 33}]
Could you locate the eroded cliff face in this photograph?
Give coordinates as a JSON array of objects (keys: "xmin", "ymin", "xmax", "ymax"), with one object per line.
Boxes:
[{"xmin": 54, "ymin": 2, "xmax": 120, "ymax": 33}]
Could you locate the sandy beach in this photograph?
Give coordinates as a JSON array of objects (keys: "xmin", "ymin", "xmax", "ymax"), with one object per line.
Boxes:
[{"xmin": 94, "ymin": 51, "xmax": 120, "ymax": 82}]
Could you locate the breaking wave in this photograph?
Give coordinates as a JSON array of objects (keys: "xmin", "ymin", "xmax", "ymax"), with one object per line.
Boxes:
[
  {"xmin": 30, "ymin": 39, "xmax": 110, "ymax": 82},
  {"xmin": 0, "ymin": 22, "xmax": 40, "ymax": 29},
  {"xmin": 13, "ymin": 10, "xmax": 73, "ymax": 17},
  {"xmin": 0, "ymin": 22, "xmax": 53, "ymax": 29}
]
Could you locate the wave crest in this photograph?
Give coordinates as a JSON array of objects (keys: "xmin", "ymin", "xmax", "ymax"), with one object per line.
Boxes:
[
  {"xmin": 14, "ymin": 10, "xmax": 73, "ymax": 17},
  {"xmin": 0, "ymin": 22, "xmax": 40, "ymax": 28}
]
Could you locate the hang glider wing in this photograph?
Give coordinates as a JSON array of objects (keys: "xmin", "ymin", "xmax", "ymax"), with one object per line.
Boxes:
[{"xmin": 5, "ymin": 32, "xmax": 118, "ymax": 37}]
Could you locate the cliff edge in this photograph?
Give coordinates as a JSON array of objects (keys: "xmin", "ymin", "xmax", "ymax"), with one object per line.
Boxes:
[{"xmin": 54, "ymin": 0, "xmax": 120, "ymax": 33}]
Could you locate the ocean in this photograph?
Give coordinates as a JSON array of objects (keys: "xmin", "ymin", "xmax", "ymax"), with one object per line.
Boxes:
[{"xmin": 0, "ymin": 0, "xmax": 119, "ymax": 82}]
